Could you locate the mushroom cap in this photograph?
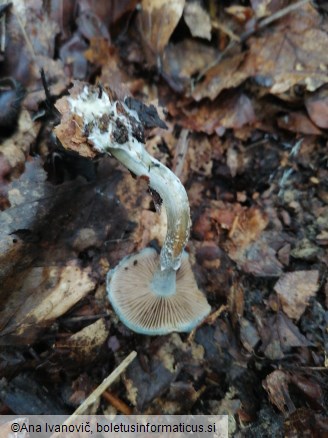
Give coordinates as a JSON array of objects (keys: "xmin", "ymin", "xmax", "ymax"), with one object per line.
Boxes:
[{"xmin": 107, "ymin": 248, "xmax": 211, "ymax": 335}]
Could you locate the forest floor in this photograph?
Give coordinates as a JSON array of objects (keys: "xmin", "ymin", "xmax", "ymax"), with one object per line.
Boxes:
[{"xmin": 0, "ymin": 1, "xmax": 327, "ymax": 436}]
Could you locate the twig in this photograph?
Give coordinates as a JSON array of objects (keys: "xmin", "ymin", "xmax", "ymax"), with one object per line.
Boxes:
[
  {"xmin": 63, "ymin": 351, "xmax": 137, "ymax": 423},
  {"xmin": 173, "ymin": 129, "xmax": 189, "ymax": 178},
  {"xmin": 14, "ymin": 9, "xmax": 36, "ymax": 59},
  {"xmin": 0, "ymin": 3, "xmax": 12, "ymax": 52},
  {"xmin": 240, "ymin": 0, "xmax": 311, "ymax": 41},
  {"xmin": 195, "ymin": 40, "xmax": 236, "ymax": 82},
  {"xmin": 196, "ymin": 0, "xmax": 311, "ymax": 82},
  {"xmin": 212, "ymin": 20, "xmax": 241, "ymax": 42},
  {"xmin": 187, "ymin": 305, "xmax": 228, "ymax": 343},
  {"xmin": 102, "ymin": 390, "xmax": 133, "ymax": 415},
  {"xmin": 0, "ymin": 15, "xmax": 5, "ymax": 52}
]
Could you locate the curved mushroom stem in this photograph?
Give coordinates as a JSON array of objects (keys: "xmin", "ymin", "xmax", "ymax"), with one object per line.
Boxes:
[
  {"xmin": 111, "ymin": 146, "xmax": 190, "ymax": 272},
  {"xmin": 53, "ymin": 84, "xmax": 212, "ymax": 332},
  {"xmin": 59, "ymin": 83, "xmax": 190, "ymax": 273}
]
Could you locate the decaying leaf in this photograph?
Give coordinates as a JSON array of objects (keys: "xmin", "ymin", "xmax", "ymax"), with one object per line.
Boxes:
[
  {"xmin": 192, "ymin": 53, "xmax": 248, "ymax": 101},
  {"xmin": 305, "ymin": 85, "xmax": 328, "ymax": 129},
  {"xmin": 263, "ymin": 370, "xmax": 295, "ymax": 414},
  {"xmin": 54, "ymin": 82, "xmax": 97, "ymax": 158},
  {"xmin": 229, "ymin": 208, "xmax": 268, "ymax": 251},
  {"xmin": 162, "ymin": 40, "xmax": 218, "ymax": 92},
  {"xmin": 55, "ymin": 318, "xmax": 109, "ymax": 360},
  {"xmin": 250, "ymin": 0, "xmax": 289, "ymax": 18},
  {"xmin": 224, "ymin": 207, "xmax": 281, "ymax": 274},
  {"xmin": 244, "ymin": 3, "xmax": 328, "ymax": 94},
  {"xmin": 0, "ymin": 0, "xmax": 326, "ymax": 430},
  {"xmin": 0, "ymin": 110, "xmax": 37, "ymax": 181},
  {"xmin": 264, "ymin": 370, "xmax": 325, "ymax": 416},
  {"xmin": 174, "ymin": 90, "xmax": 256, "ymax": 135},
  {"xmin": 239, "ymin": 317, "xmax": 260, "ymax": 352},
  {"xmin": 0, "ymin": 372, "xmax": 68, "ymax": 414},
  {"xmin": 138, "ymin": 0, "xmax": 185, "ymax": 63},
  {"xmin": 0, "ymin": 263, "xmax": 96, "ymax": 344},
  {"xmin": 124, "ymin": 333, "xmax": 205, "ymax": 410},
  {"xmin": 277, "ymin": 111, "xmax": 322, "ymax": 135},
  {"xmin": 253, "ymin": 309, "xmax": 311, "ymax": 360},
  {"xmin": 274, "ymin": 270, "xmax": 319, "ymax": 320},
  {"xmin": 183, "ymin": 1, "xmax": 211, "ymax": 41}
]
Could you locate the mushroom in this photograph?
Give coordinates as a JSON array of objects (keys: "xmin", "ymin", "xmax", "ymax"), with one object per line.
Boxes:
[{"xmin": 54, "ymin": 82, "xmax": 211, "ymax": 335}]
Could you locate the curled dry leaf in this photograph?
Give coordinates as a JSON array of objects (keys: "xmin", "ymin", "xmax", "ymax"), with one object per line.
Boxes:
[{"xmin": 274, "ymin": 270, "xmax": 319, "ymax": 320}]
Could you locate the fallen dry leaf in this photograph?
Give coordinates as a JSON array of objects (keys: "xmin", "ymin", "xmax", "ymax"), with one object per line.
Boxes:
[
  {"xmin": 244, "ymin": 3, "xmax": 328, "ymax": 94},
  {"xmin": 225, "ymin": 5, "xmax": 253, "ymax": 23},
  {"xmin": 55, "ymin": 318, "xmax": 109, "ymax": 360},
  {"xmin": 84, "ymin": 37, "xmax": 111, "ymax": 65},
  {"xmin": 175, "ymin": 90, "xmax": 256, "ymax": 135},
  {"xmin": 285, "ymin": 408, "xmax": 328, "ymax": 438},
  {"xmin": 274, "ymin": 270, "xmax": 319, "ymax": 320},
  {"xmin": 183, "ymin": 1, "xmax": 211, "ymax": 41},
  {"xmin": 250, "ymin": 0, "xmax": 289, "ymax": 18},
  {"xmin": 225, "ymin": 206, "xmax": 268, "ymax": 249},
  {"xmin": 239, "ymin": 317, "xmax": 260, "ymax": 352},
  {"xmin": 0, "ymin": 263, "xmax": 96, "ymax": 344},
  {"xmin": 253, "ymin": 309, "xmax": 311, "ymax": 360},
  {"xmin": 137, "ymin": 0, "xmax": 185, "ymax": 64},
  {"xmin": 263, "ymin": 370, "xmax": 295, "ymax": 414},
  {"xmin": 192, "ymin": 53, "xmax": 248, "ymax": 101},
  {"xmin": 305, "ymin": 85, "xmax": 328, "ymax": 129},
  {"xmin": 289, "ymin": 374, "xmax": 325, "ymax": 410},
  {"xmin": 0, "ymin": 110, "xmax": 37, "ymax": 181},
  {"xmin": 264, "ymin": 369, "xmax": 325, "ymax": 419},
  {"xmin": 277, "ymin": 111, "xmax": 322, "ymax": 135},
  {"xmin": 162, "ymin": 40, "xmax": 218, "ymax": 92}
]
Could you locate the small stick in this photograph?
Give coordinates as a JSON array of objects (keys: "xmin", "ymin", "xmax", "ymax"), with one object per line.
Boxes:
[
  {"xmin": 0, "ymin": 3, "xmax": 12, "ymax": 52},
  {"xmin": 63, "ymin": 351, "xmax": 137, "ymax": 423},
  {"xmin": 102, "ymin": 390, "xmax": 133, "ymax": 415},
  {"xmin": 173, "ymin": 129, "xmax": 189, "ymax": 179},
  {"xmin": 212, "ymin": 20, "xmax": 241, "ymax": 42},
  {"xmin": 14, "ymin": 10, "xmax": 36, "ymax": 59},
  {"xmin": 241, "ymin": 0, "xmax": 311, "ymax": 41},
  {"xmin": 197, "ymin": 0, "xmax": 311, "ymax": 81},
  {"xmin": 0, "ymin": 15, "xmax": 5, "ymax": 52}
]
